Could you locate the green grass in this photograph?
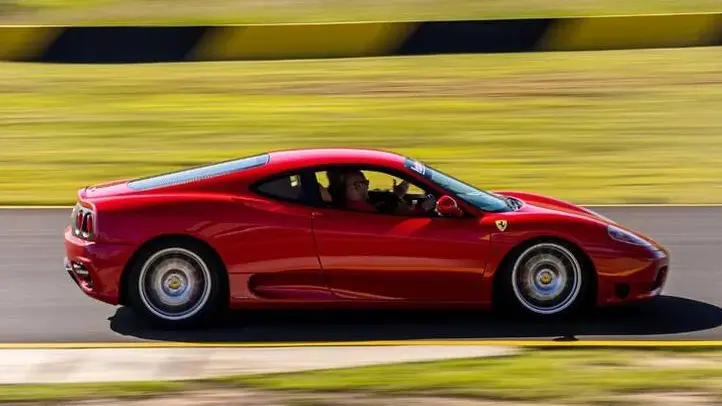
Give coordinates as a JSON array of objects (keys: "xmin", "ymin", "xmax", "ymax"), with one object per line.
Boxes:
[
  {"xmin": 2, "ymin": 349, "xmax": 722, "ymax": 403},
  {"xmin": 225, "ymin": 348, "xmax": 722, "ymax": 402},
  {"xmin": 1, "ymin": 46, "xmax": 721, "ymax": 205},
  {"xmin": 0, "ymin": 381, "xmax": 186, "ymax": 403},
  {"xmin": 0, "ymin": 0, "xmax": 721, "ymax": 25}
]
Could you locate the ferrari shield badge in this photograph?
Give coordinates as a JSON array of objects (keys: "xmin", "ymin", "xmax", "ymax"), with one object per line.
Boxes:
[{"xmin": 495, "ymin": 219, "xmax": 508, "ymax": 232}]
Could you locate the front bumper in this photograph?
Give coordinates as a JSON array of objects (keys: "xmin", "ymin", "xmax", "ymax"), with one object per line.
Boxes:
[
  {"xmin": 597, "ymin": 248, "xmax": 670, "ymax": 306},
  {"xmin": 64, "ymin": 227, "xmax": 134, "ymax": 306}
]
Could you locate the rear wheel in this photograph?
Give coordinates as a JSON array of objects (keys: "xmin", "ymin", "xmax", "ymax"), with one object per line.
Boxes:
[
  {"xmin": 127, "ymin": 241, "xmax": 225, "ymax": 329},
  {"xmin": 496, "ymin": 241, "xmax": 593, "ymax": 318}
]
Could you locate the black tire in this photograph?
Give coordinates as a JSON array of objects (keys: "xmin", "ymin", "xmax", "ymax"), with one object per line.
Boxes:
[
  {"xmin": 126, "ymin": 239, "xmax": 226, "ymax": 329},
  {"xmin": 494, "ymin": 240, "xmax": 594, "ymax": 320}
]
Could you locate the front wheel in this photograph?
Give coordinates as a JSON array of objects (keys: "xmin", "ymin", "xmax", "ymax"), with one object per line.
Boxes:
[
  {"xmin": 496, "ymin": 241, "xmax": 593, "ymax": 318},
  {"xmin": 126, "ymin": 241, "xmax": 225, "ymax": 329}
]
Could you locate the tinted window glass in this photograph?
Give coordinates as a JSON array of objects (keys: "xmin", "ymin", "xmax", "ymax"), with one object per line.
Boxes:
[
  {"xmin": 404, "ymin": 158, "xmax": 510, "ymax": 213},
  {"xmin": 128, "ymin": 154, "xmax": 269, "ymax": 190},
  {"xmin": 256, "ymin": 174, "xmax": 305, "ymax": 201}
]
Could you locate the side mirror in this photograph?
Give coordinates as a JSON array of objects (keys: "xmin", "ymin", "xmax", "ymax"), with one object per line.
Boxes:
[{"xmin": 436, "ymin": 195, "xmax": 463, "ymax": 217}]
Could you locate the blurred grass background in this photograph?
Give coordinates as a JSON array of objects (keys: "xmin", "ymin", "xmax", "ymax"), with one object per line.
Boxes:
[
  {"xmin": 0, "ymin": 0, "xmax": 720, "ymax": 24},
  {"xmin": 2, "ymin": 47, "xmax": 721, "ymax": 205},
  {"xmin": 0, "ymin": 1, "xmax": 720, "ymax": 205}
]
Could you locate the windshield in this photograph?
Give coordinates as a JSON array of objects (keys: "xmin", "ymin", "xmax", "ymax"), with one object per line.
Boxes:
[{"xmin": 405, "ymin": 158, "xmax": 511, "ymax": 213}]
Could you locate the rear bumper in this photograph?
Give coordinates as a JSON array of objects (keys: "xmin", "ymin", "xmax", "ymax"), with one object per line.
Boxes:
[{"xmin": 64, "ymin": 227, "xmax": 134, "ymax": 306}]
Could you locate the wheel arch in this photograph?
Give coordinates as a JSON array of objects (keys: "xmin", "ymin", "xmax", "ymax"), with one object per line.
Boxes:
[
  {"xmin": 118, "ymin": 234, "xmax": 229, "ymax": 307},
  {"xmin": 491, "ymin": 235, "xmax": 598, "ymax": 306}
]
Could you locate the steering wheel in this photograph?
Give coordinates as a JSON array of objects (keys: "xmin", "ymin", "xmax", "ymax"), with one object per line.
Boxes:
[
  {"xmin": 422, "ymin": 194, "xmax": 437, "ymax": 213},
  {"xmin": 374, "ymin": 191, "xmax": 401, "ymax": 214}
]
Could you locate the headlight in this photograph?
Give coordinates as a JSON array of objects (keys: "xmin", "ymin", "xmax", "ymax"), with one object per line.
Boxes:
[{"xmin": 607, "ymin": 225, "xmax": 652, "ymax": 247}]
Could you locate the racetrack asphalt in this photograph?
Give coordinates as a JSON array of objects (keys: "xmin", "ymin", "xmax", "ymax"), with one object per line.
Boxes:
[{"xmin": 1, "ymin": 206, "xmax": 721, "ymax": 344}]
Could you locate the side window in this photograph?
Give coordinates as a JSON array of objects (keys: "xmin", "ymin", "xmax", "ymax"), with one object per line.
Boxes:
[
  {"xmin": 315, "ymin": 171, "xmax": 330, "ymax": 202},
  {"xmin": 362, "ymin": 169, "xmax": 429, "ymax": 201},
  {"xmin": 314, "ymin": 167, "xmax": 436, "ymax": 216},
  {"xmin": 364, "ymin": 170, "xmax": 425, "ymax": 196},
  {"xmin": 315, "ymin": 169, "xmax": 347, "ymax": 205},
  {"xmin": 256, "ymin": 174, "xmax": 305, "ymax": 201}
]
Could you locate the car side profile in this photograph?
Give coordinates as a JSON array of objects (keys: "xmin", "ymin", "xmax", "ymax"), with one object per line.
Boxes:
[{"xmin": 63, "ymin": 148, "xmax": 670, "ymax": 328}]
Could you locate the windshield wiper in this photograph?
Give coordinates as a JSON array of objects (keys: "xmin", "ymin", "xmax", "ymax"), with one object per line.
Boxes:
[
  {"xmin": 490, "ymin": 192, "xmax": 514, "ymax": 209},
  {"xmin": 503, "ymin": 196, "xmax": 516, "ymax": 209}
]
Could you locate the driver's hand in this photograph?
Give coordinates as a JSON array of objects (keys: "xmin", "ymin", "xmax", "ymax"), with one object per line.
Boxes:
[{"xmin": 393, "ymin": 179, "xmax": 409, "ymax": 197}]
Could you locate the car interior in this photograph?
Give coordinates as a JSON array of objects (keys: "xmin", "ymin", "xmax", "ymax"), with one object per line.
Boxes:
[
  {"xmin": 253, "ymin": 166, "xmax": 439, "ymax": 216},
  {"xmin": 314, "ymin": 168, "xmax": 435, "ymax": 215}
]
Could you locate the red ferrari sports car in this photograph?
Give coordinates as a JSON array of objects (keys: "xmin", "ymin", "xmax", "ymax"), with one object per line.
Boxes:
[{"xmin": 64, "ymin": 148, "xmax": 669, "ymax": 328}]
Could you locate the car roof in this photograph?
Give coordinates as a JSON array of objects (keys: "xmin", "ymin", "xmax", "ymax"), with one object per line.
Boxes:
[
  {"xmin": 266, "ymin": 147, "xmax": 408, "ymax": 169},
  {"xmin": 126, "ymin": 148, "xmax": 411, "ymax": 192}
]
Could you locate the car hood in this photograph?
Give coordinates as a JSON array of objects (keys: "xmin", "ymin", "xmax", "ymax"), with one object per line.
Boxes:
[{"xmin": 492, "ymin": 190, "xmax": 615, "ymax": 224}]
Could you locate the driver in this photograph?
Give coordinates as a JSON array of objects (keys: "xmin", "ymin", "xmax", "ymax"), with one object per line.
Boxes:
[{"xmin": 342, "ymin": 170, "xmax": 435, "ymax": 214}]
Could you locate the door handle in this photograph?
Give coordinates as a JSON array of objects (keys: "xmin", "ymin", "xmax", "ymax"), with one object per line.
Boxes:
[{"xmin": 311, "ymin": 212, "xmax": 323, "ymax": 218}]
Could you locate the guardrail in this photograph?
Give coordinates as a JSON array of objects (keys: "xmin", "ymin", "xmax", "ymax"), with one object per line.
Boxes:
[{"xmin": 1, "ymin": 12, "xmax": 721, "ymax": 63}]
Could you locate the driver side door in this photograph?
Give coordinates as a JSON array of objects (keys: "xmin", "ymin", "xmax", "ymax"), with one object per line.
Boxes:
[{"xmin": 309, "ymin": 166, "xmax": 494, "ymax": 304}]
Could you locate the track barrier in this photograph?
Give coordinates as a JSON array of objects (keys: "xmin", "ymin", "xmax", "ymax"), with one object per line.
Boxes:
[{"xmin": 0, "ymin": 12, "xmax": 721, "ymax": 63}]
